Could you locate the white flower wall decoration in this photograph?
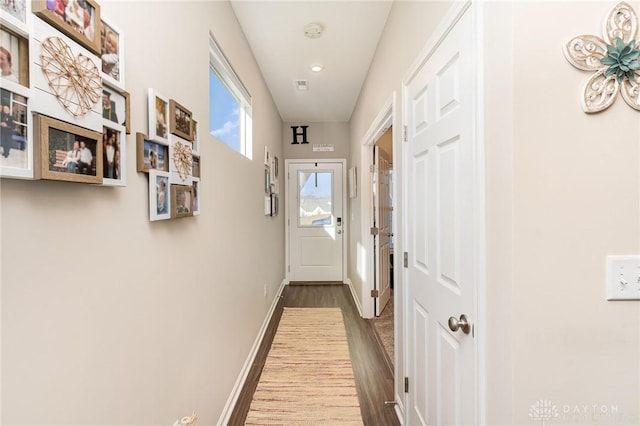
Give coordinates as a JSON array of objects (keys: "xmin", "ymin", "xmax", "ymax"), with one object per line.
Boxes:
[{"xmin": 563, "ymin": 2, "xmax": 640, "ymax": 113}]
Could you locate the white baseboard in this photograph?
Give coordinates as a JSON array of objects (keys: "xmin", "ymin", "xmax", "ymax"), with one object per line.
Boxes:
[
  {"xmin": 217, "ymin": 279, "xmax": 286, "ymax": 425},
  {"xmin": 345, "ymin": 278, "xmax": 363, "ymax": 318}
]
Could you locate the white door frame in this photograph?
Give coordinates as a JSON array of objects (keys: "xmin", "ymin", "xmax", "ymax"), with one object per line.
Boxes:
[
  {"xmin": 284, "ymin": 158, "xmax": 348, "ymax": 284},
  {"xmin": 359, "ymin": 94, "xmax": 397, "ymax": 319},
  {"xmin": 401, "ymin": 0, "xmax": 486, "ymax": 423}
]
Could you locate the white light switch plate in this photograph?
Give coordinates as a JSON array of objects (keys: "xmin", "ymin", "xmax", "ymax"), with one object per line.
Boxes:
[{"xmin": 606, "ymin": 255, "xmax": 640, "ymax": 300}]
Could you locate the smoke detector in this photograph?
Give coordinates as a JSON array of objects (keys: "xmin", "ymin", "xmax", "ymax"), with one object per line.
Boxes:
[
  {"xmin": 304, "ymin": 23, "xmax": 323, "ymax": 38},
  {"xmin": 295, "ymin": 80, "xmax": 309, "ymax": 91}
]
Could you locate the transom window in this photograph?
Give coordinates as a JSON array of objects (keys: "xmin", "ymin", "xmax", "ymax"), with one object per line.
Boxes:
[{"xmin": 209, "ymin": 32, "xmax": 252, "ymax": 158}]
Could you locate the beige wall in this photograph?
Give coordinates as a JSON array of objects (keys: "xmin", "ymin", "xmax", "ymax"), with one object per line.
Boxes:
[
  {"xmin": 0, "ymin": 1, "xmax": 284, "ymax": 425},
  {"xmin": 351, "ymin": 0, "xmax": 639, "ymax": 424},
  {"xmin": 347, "ymin": 0, "xmax": 453, "ymax": 413},
  {"xmin": 486, "ymin": 1, "xmax": 640, "ymax": 424},
  {"xmin": 282, "ymin": 122, "xmax": 349, "ymax": 160}
]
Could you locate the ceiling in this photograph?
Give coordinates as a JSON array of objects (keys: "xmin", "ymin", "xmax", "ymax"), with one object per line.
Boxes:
[{"xmin": 230, "ymin": 1, "xmax": 393, "ymax": 123}]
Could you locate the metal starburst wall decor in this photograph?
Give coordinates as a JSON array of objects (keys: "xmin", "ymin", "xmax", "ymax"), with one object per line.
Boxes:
[{"xmin": 563, "ymin": 2, "xmax": 640, "ymax": 113}]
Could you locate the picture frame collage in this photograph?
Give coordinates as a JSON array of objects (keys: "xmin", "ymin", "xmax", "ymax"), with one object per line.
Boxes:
[
  {"xmin": 143, "ymin": 88, "xmax": 200, "ymax": 221},
  {"xmin": 1, "ymin": 0, "xmax": 131, "ymax": 187},
  {"xmin": 263, "ymin": 146, "xmax": 279, "ymax": 217}
]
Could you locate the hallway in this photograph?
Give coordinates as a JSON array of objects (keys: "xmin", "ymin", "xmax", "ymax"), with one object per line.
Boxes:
[{"xmin": 229, "ymin": 285, "xmax": 400, "ymax": 426}]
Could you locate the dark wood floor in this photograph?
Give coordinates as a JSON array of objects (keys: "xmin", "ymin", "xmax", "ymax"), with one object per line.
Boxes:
[{"xmin": 228, "ymin": 284, "xmax": 400, "ymax": 426}]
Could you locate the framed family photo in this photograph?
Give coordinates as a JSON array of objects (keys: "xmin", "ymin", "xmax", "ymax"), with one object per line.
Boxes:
[
  {"xmin": 0, "ymin": 26, "xmax": 29, "ymax": 87},
  {"xmin": 99, "ymin": 16, "xmax": 124, "ymax": 89},
  {"xmin": 101, "ymin": 124, "xmax": 125, "ymax": 186},
  {"xmin": 102, "ymin": 86, "xmax": 129, "ymax": 133},
  {"xmin": 149, "ymin": 169, "xmax": 170, "ymax": 221},
  {"xmin": 191, "ymin": 177, "xmax": 200, "ymax": 216},
  {"xmin": 33, "ymin": 0, "xmax": 101, "ymax": 55},
  {"xmin": 1, "ymin": 0, "xmax": 31, "ymax": 35},
  {"xmin": 191, "ymin": 154, "xmax": 200, "ymax": 178},
  {"xmin": 169, "ymin": 99, "xmax": 192, "ymax": 141},
  {"xmin": 191, "ymin": 116, "xmax": 199, "ymax": 154},
  {"xmin": 148, "ymin": 88, "xmax": 169, "ymax": 144},
  {"xmin": 136, "ymin": 132, "xmax": 168, "ymax": 173},
  {"xmin": 171, "ymin": 184, "xmax": 194, "ymax": 219},
  {"xmin": 0, "ymin": 85, "xmax": 32, "ymax": 179},
  {"xmin": 35, "ymin": 114, "xmax": 102, "ymax": 184}
]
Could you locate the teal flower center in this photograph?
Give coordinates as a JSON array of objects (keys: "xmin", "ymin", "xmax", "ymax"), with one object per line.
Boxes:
[{"xmin": 600, "ymin": 38, "xmax": 640, "ymax": 82}]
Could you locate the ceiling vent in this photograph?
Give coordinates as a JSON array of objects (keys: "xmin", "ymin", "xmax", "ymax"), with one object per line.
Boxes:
[
  {"xmin": 304, "ymin": 23, "xmax": 323, "ymax": 39},
  {"xmin": 295, "ymin": 80, "xmax": 309, "ymax": 91}
]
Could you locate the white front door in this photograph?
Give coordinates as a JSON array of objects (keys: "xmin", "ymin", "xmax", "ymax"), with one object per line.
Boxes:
[
  {"xmin": 288, "ymin": 161, "xmax": 344, "ymax": 282},
  {"xmin": 404, "ymin": 6, "xmax": 478, "ymax": 425},
  {"xmin": 375, "ymin": 146, "xmax": 392, "ymax": 316}
]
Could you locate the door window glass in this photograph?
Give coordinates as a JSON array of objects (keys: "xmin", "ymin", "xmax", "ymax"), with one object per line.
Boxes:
[{"xmin": 298, "ymin": 171, "xmax": 333, "ymax": 226}]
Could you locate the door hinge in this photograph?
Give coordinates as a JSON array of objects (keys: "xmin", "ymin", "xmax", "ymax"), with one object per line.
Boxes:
[
  {"xmin": 403, "ymin": 252, "xmax": 408, "ymax": 268},
  {"xmin": 288, "ymin": 265, "xmax": 290, "ymax": 272},
  {"xmin": 403, "ymin": 125, "xmax": 408, "ymax": 142},
  {"xmin": 370, "ymin": 227, "xmax": 379, "ymax": 236},
  {"xmin": 404, "ymin": 377, "xmax": 409, "ymax": 393},
  {"xmin": 371, "ymin": 289, "xmax": 379, "ymax": 298},
  {"xmin": 370, "ymin": 164, "xmax": 376, "ymax": 173}
]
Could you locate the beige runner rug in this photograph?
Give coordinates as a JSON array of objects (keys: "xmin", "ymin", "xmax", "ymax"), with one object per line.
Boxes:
[{"xmin": 245, "ymin": 307, "xmax": 363, "ymax": 425}]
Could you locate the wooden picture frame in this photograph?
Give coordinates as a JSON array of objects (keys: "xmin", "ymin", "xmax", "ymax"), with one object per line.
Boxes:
[
  {"xmin": 191, "ymin": 177, "xmax": 200, "ymax": 216},
  {"xmin": 136, "ymin": 132, "xmax": 168, "ymax": 173},
  {"xmin": 99, "ymin": 16, "xmax": 124, "ymax": 89},
  {"xmin": 149, "ymin": 169, "xmax": 170, "ymax": 221},
  {"xmin": 0, "ymin": 85, "xmax": 32, "ymax": 179},
  {"xmin": 148, "ymin": 88, "xmax": 169, "ymax": 143},
  {"xmin": 35, "ymin": 114, "xmax": 102, "ymax": 183},
  {"xmin": 32, "ymin": 0, "xmax": 101, "ymax": 55},
  {"xmin": 101, "ymin": 122, "xmax": 125, "ymax": 186},
  {"xmin": 171, "ymin": 184, "xmax": 194, "ymax": 218},
  {"xmin": 0, "ymin": 26, "xmax": 29, "ymax": 87},
  {"xmin": 102, "ymin": 86, "xmax": 129, "ymax": 134},
  {"xmin": 169, "ymin": 99, "xmax": 192, "ymax": 140}
]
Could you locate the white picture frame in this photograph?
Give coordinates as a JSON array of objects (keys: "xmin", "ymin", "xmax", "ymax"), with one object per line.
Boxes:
[
  {"xmin": 99, "ymin": 16, "xmax": 125, "ymax": 90},
  {"xmin": 191, "ymin": 116, "xmax": 199, "ymax": 154},
  {"xmin": 169, "ymin": 134, "xmax": 192, "ymax": 183},
  {"xmin": 148, "ymin": 88, "xmax": 169, "ymax": 144},
  {"xmin": 0, "ymin": 0, "xmax": 31, "ymax": 37},
  {"xmin": 31, "ymin": 17, "xmax": 102, "ymax": 132},
  {"xmin": 149, "ymin": 169, "xmax": 171, "ymax": 221},
  {"xmin": 100, "ymin": 121, "xmax": 126, "ymax": 187},
  {"xmin": 349, "ymin": 166, "xmax": 357, "ymax": 198},
  {"xmin": 191, "ymin": 176, "xmax": 200, "ymax": 216},
  {"xmin": 0, "ymin": 82, "xmax": 32, "ymax": 179}
]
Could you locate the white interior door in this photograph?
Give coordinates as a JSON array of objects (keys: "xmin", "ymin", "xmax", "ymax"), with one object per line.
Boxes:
[
  {"xmin": 288, "ymin": 162, "xmax": 344, "ymax": 282},
  {"xmin": 375, "ymin": 147, "xmax": 392, "ymax": 316},
  {"xmin": 405, "ymin": 7, "xmax": 478, "ymax": 426}
]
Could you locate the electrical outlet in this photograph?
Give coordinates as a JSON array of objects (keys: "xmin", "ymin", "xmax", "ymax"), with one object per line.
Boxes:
[{"xmin": 606, "ymin": 255, "xmax": 640, "ymax": 300}]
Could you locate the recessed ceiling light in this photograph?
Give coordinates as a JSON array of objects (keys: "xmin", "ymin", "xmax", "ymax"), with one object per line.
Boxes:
[{"xmin": 310, "ymin": 64, "xmax": 324, "ymax": 72}]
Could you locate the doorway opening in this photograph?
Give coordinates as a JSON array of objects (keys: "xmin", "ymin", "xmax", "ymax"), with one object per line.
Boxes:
[{"xmin": 372, "ymin": 127, "xmax": 394, "ymax": 367}]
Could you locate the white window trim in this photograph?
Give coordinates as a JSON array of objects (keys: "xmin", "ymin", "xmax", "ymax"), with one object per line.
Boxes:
[
  {"xmin": 209, "ymin": 32, "xmax": 253, "ymax": 158},
  {"xmin": 209, "ymin": 32, "xmax": 251, "ymax": 107}
]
